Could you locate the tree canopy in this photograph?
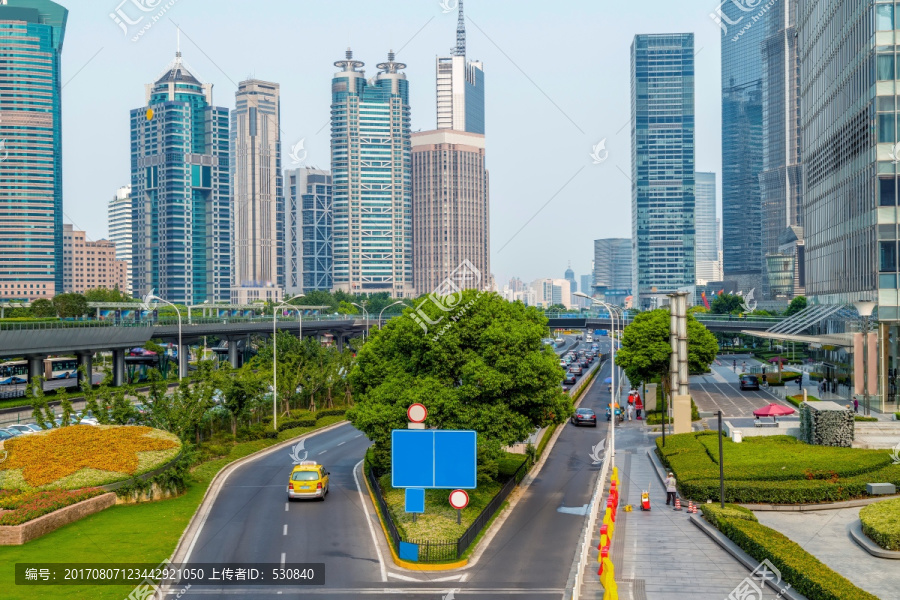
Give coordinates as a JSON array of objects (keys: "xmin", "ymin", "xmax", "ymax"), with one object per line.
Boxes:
[
  {"xmin": 614, "ymin": 308, "xmax": 718, "ymax": 391},
  {"xmin": 709, "ymin": 293, "xmax": 744, "ymax": 315},
  {"xmin": 784, "ymin": 295, "xmax": 807, "ymax": 316},
  {"xmin": 348, "ymin": 291, "xmax": 572, "ymax": 472},
  {"xmin": 52, "ymin": 293, "xmax": 88, "ymax": 318},
  {"xmin": 83, "ymin": 287, "xmax": 134, "ymax": 303}
]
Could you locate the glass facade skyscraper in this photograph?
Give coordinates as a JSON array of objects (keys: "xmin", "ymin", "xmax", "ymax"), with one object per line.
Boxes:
[
  {"xmin": 331, "ymin": 49, "xmax": 413, "ymax": 296},
  {"xmin": 130, "ymin": 51, "xmax": 231, "ymax": 304},
  {"xmin": 721, "ymin": 2, "xmax": 768, "ymax": 295},
  {"xmin": 631, "ymin": 33, "xmax": 696, "ymax": 310},
  {"xmin": 594, "ymin": 238, "xmax": 633, "ymax": 307},
  {"xmin": 0, "ymin": 0, "xmax": 67, "ymax": 300},
  {"xmin": 695, "ymin": 172, "xmax": 719, "ymax": 285},
  {"xmin": 436, "ymin": 0, "xmax": 485, "ymax": 135},
  {"xmin": 285, "ymin": 167, "xmax": 332, "ymax": 294}
]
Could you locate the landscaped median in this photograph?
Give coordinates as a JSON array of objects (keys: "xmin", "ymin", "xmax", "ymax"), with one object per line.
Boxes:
[
  {"xmin": 657, "ymin": 432, "xmax": 900, "ymax": 503},
  {"xmin": 785, "ymin": 393, "xmax": 819, "ymax": 407},
  {"xmin": 700, "ymin": 503, "xmax": 879, "ymax": 600},
  {"xmin": 860, "ymin": 497, "xmax": 900, "ymax": 551}
]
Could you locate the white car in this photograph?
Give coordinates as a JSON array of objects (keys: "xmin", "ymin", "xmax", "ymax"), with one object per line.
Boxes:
[{"xmin": 6, "ymin": 424, "xmax": 38, "ymax": 435}]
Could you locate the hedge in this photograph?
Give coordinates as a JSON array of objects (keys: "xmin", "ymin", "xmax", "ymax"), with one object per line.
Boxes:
[
  {"xmin": 698, "ymin": 502, "xmax": 756, "ymax": 530},
  {"xmin": 786, "ymin": 394, "xmax": 819, "ymax": 407},
  {"xmin": 854, "ymin": 415, "xmax": 878, "ymax": 422},
  {"xmin": 859, "ymin": 498, "xmax": 900, "ymax": 551},
  {"xmin": 895, "ymin": 412, "xmax": 900, "ymax": 421},
  {"xmin": 277, "ymin": 409, "xmax": 346, "ymax": 433},
  {"xmin": 278, "ymin": 417, "xmax": 316, "ymax": 432},
  {"xmin": 707, "ymin": 511, "xmax": 879, "ymax": 600}
]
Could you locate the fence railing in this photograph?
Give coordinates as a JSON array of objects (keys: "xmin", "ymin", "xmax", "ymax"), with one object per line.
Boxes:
[{"xmin": 455, "ymin": 458, "xmax": 529, "ymax": 558}]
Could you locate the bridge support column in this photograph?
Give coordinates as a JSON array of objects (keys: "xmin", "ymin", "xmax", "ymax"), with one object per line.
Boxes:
[
  {"xmin": 112, "ymin": 349, "xmax": 125, "ymax": 387},
  {"xmin": 336, "ymin": 335, "xmax": 344, "ymax": 351},
  {"xmin": 228, "ymin": 340, "xmax": 239, "ymax": 369},
  {"xmin": 179, "ymin": 345, "xmax": 190, "ymax": 379},
  {"xmin": 77, "ymin": 352, "xmax": 93, "ymax": 386},
  {"xmin": 27, "ymin": 356, "xmax": 44, "ymax": 394}
]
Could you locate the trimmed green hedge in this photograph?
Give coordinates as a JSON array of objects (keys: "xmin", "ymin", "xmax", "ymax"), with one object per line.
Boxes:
[
  {"xmin": 708, "ymin": 512, "xmax": 879, "ymax": 600},
  {"xmin": 786, "ymin": 394, "xmax": 819, "ymax": 407},
  {"xmin": 277, "ymin": 408, "xmax": 347, "ymax": 432},
  {"xmin": 699, "ymin": 502, "xmax": 757, "ymax": 530},
  {"xmin": 860, "ymin": 498, "xmax": 900, "ymax": 551},
  {"xmin": 854, "ymin": 415, "xmax": 878, "ymax": 422}
]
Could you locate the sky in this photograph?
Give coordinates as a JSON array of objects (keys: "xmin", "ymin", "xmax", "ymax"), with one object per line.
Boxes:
[{"xmin": 58, "ymin": 0, "xmax": 723, "ymax": 289}]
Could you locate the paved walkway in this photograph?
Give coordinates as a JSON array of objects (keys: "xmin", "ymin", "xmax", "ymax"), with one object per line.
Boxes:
[{"xmin": 755, "ymin": 508, "xmax": 899, "ymax": 599}]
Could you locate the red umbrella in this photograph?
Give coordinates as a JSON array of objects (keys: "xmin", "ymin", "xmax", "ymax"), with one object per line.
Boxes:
[
  {"xmin": 768, "ymin": 356, "xmax": 787, "ymax": 363},
  {"xmin": 753, "ymin": 403, "xmax": 795, "ymax": 423}
]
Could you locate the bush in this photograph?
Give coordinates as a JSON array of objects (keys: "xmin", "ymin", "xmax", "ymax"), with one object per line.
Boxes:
[
  {"xmin": 854, "ymin": 415, "xmax": 878, "ymax": 422},
  {"xmin": 278, "ymin": 417, "xmax": 316, "ymax": 432},
  {"xmin": 895, "ymin": 412, "xmax": 900, "ymax": 421},
  {"xmin": 699, "ymin": 502, "xmax": 757, "ymax": 530},
  {"xmin": 315, "ymin": 408, "xmax": 347, "ymax": 419},
  {"xmin": 711, "ymin": 514, "xmax": 879, "ymax": 600},
  {"xmin": 786, "ymin": 394, "xmax": 819, "ymax": 407},
  {"xmin": 860, "ymin": 498, "xmax": 900, "ymax": 551}
]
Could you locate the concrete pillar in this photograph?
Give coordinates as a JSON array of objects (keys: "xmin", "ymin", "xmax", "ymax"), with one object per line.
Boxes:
[
  {"xmin": 27, "ymin": 356, "xmax": 44, "ymax": 395},
  {"xmin": 228, "ymin": 340, "xmax": 239, "ymax": 369},
  {"xmin": 337, "ymin": 335, "xmax": 344, "ymax": 351},
  {"xmin": 673, "ymin": 395, "xmax": 692, "ymax": 434},
  {"xmin": 179, "ymin": 344, "xmax": 190, "ymax": 379},
  {"xmin": 112, "ymin": 349, "xmax": 125, "ymax": 387},
  {"xmin": 77, "ymin": 352, "xmax": 93, "ymax": 386}
]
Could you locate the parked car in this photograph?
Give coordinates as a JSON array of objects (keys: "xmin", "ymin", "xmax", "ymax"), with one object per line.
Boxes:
[
  {"xmin": 571, "ymin": 407, "xmax": 598, "ymax": 427},
  {"xmin": 739, "ymin": 374, "xmax": 760, "ymax": 390},
  {"xmin": 0, "ymin": 429, "xmax": 14, "ymax": 441},
  {"xmin": 1, "ymin": 427, "xmax": 24, "ymax": 437},
  {"xmin": 6, "ymin": 424, "xmax": 37, "ymax": 436}
]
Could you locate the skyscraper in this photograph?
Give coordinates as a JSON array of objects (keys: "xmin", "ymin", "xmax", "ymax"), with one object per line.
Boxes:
[
  {"xmin": 108, "ymin": 185, "xmax": 134, "ymax": 295},
  {"xmin": 760, "ymin": 0, "xmax": 803, "ymax": 299},
  {"xmin": 331, "ymin": 49, "xmax": 414, "ymax": 297},
  {"xmin": 411, "ymin": 130, "xmax": 489, "ymax": 293},
  {"xmin": 285, "ymin": 167, "xmax": 333, "ymax": 294},
  {"xmin": 594, "ymin": 238, "xmax": 632, "ymax": 306},
  {"xmin": 580, "ymin": 274, "xmax": 593, "ymax": 296},
  {"xmin": 564, "ymin": 263, "xmax": 576, "ymax": 295},
  {"xmin": 0, "ymin": 0, "xmax": 67, "ymax": 301},
  {"xmin": 631, "ymin": 34, "xmax": 696, "ymax": 310},
  {"xmin": 721, "ymin": 3, "xmax": 768, "ymax": 294},
  {"xmin": 436, "ymin": 0, "xmax": 485, "ymax": 134},
  {"xmin": 231, "ymin": 79, "xmax": 283, "ymax": 304},
  {"xmin": 62, "ymin": 225, "xmax": 127, "ymax": 294},
  {"xmin": 695, "ymin": 172, "xmax": 719, "ymax": 285},
  {"xmin": 130, "ymin": 49, "xmax": 231, "ymax": 304}
]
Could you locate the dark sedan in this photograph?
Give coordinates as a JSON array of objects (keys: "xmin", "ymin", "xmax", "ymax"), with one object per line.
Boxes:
[
  {"xmin": 563, "ymin": 373, "xmax": 577, "ymax": 385},
  {"xmin": 739, "ymin": 374, "xmax": 760, "ymax": 390},
  {"xmin": 571, "ymin": 407, "xmax": 598, "ymax": 427}
]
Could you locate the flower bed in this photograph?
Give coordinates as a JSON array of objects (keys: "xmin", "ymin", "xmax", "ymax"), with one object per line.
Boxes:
[
  {"xmin": 0, "ymin": 488, "xmax": 105, "ymax": 526},
  {"xmin": 859, "ymin": 497, "xmax": 900, "ymax": 551},
  {"xmin": 786, "ymin": 394, "xmax": 819, "ymax": 407},
  {"xmin": 0, "ymin": 425, "xmax": 180, "ymax": 490}
]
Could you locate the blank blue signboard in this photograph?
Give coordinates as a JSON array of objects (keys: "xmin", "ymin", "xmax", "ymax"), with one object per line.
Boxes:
[
  {"xmin": 405, "ymin": 488, "xmax": 425, "ymax": 513},
  {"xmin": 392, "ymin": 429, "xmax": 477, "ymax": 489}
]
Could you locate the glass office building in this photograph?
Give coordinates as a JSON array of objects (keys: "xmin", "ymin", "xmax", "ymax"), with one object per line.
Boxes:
[
  {"xmin": 284, "ymin": 167, "xmax": 333, "ymax": 294},
  {"xmin": 0, "ymin": 0, "xmax": 67, "ymax": 300},
  {"xmin": 631, "ymin": 34, "xmax": 696, "ymax": 310},
  {"xmin": 130, "ymin": 51, "xmax": 231, "ymax": 304},
  {"xmin": 695, "ymin": 172, "xmax": 719, "ymax": 285},
  {"xmin": 594, "ymin": 238, "xmax": 632, "ymax": 306},
  {"xmin": 330, "ymin": 50, "xmax": 413, "ymax": 297},
  {"xmin": 436, "ymin": 0, "xmax": 485, "ymax": 135}
]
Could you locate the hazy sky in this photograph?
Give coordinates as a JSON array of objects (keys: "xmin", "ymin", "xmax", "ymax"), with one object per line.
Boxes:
[{"xmin": 59, "ymin": 0, "xmax": 723, "ymax": 288}]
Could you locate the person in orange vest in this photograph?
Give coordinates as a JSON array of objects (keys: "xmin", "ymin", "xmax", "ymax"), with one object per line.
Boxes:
[{"xmin": 635, "ymin": 394, "xmax": 643, "ymax": 420}]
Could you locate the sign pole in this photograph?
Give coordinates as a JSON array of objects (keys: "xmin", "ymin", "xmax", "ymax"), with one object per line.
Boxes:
[{"xmin": 457, "ymin": 509, "xmax": 461, "ymax": 525}]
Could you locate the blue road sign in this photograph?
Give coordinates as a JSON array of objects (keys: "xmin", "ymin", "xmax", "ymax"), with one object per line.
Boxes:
[
  {"xmin": 392, "ymin": 429, "xmax": 477, "ymax": 489},
  {"xmin": 405, "ymin": 488, "xmax": 425, "ymax": 513},
  {"xmin": 399, "ymin": 541, "xmax": 419, "ymax": 562}
]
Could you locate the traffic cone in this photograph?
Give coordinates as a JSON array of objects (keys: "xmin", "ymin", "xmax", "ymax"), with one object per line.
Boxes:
[
  {"xmin": 673, "ymin": 496, "xmax": 682, "ymax": 511},
  {"xmin": 691, "ymin": 501, "xmax": 698, "ymax": 514},
  {"xmin": 687, "ymin": 500, "xmax": 694, "ymax": 514}
]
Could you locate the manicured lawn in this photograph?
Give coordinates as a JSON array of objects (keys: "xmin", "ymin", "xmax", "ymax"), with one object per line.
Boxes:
[
  {"xmin": 658, "ymin": 432, "xmax": 900, "ymax": 503},
  {"xmin": 0, "ymin": 415, "xmax": 346, "ymax": 600},
  {"xmin": 860, "ymin": 497, "xmax": 900, "ymax": 550}
]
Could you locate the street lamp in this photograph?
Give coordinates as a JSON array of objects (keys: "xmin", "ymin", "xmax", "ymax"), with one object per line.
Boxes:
[
  {"xmin": 351, "ymin": 302, "xmax": 369, "ymax": 340},
  {"xmin": 854, "ymin": 300, "xmax": 877, "ymax": 416},
  {"xmin": 273, "ymin": 294, "xmax": 305, "ymax": 431},
  {"xmin": 378, "ymin": 300, "xmax": 408, "ymax": 328},
  {"xmin": 144, "ymin": 291, "xmax": 183, "ymax": 381}
]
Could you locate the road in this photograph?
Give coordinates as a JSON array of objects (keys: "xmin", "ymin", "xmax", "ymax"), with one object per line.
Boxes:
[{"xmin": 690, "ymin": 356, "xmax": 796, "ymax": 418}]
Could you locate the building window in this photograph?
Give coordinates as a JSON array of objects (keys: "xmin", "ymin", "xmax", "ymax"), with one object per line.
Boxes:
[
  {"xmin": 881, "ymin": 241, "xmax": 898, "ymax": 272},
  {"xmin": 877, "ymin": 4, "xmax": 895, "ymax": 30}
]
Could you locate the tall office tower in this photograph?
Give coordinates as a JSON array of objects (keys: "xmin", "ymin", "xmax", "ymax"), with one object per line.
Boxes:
[
  {"xmin": 593, "ymin": 238, "xmax": 633, "ymax": 307},
  {"xmin": 799, "ymin": 0, "xmax": 896, "ymax": 313},
  {"xmin": 284, "ymin": 167, "xmax": 333, "ymax": 294},
  {"xmin": 0, "ymin": 0, "xmax": 67, "ymax": 300},
  {"xmin": 436, "ymin": 0, "xmax": 485, "ymax": 134},
  {"xmin": 760, "ymin": 0, "xmax": 803, "ymax": 300},
  {"xmin": 564, "ymin": 263, "xmax": 576, "ymax": 295},
  {"xmin": 580, "ymin": 274, "xmax": 593, "ymax": 296},
  {"xmin": 411, "ymin": 130, "xmax": 489, "ymax": 293},
  {"xmin": 695, "ymin": 172, "xmax": 719, "ymax": 285},
  {"xmin": 631, "ymin": 34, "xmax": 696, "ymax": 310},
  {"xmin": 231, "ymin": 79, "xmax": 283, "ymax": 304},
  {"xmin": 63, "ymin": 225, "xmax": 128, "ymax": 294},
  {"xmin": 130, "ymin": 48, "xmax": 231, "ymax": 304},
  {"xmin": 721, "ymin": 3, "xmax": 769, "ymax": 295},
  {"xmin": 331, "ymin": 49, "xmax": 414, "ymax": 297},
  {"xmin": 108, "ymin": 185, "xmax": 134, "ymax": 295}
]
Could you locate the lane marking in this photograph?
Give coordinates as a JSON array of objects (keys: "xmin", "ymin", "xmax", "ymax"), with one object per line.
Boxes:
[
  {"xmin": 386, "ymin": 571, "xmax": 421, "ymax": 582},
  {"xmin": 283, "ymin": 524, "xmax": 288, "ymax": 536},
  {"xmin": 318, "ymin": 450, "xmax": 327, "ymax": 455},
  {"xmin": 353, "ymin": 459, "xmax": 387, "ymax": 583},
  {"xmin": 430, "ymin": 574, "xmax": 466, "ymax": 582},
  {"xmin": 280, "ymin": 552, "xmax": 285, "ymax": 568},
  {"xmin": 337, "ymin": 441, "xmax": 346, "ymax": 446},
  {"xmin": 284, "ymin": 503, "xmax": 289, "ymax": 512},
  {"xmin": 354, "ymin": 434, "xmax": 363, "ymax": 438}
]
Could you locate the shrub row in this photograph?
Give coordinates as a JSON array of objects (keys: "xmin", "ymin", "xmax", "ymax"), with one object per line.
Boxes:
[
  {"xmin": 859, "ymin": 498, "xmax": 900, "ymax": 551},
  {"xmin": 854, "ymin": 415, "xmax": 878, "ymax": 422},
  {"xmin": 0, "ymin": 488, "xmax": 105, "ymax": 525},
  {"xmin": 698, "ymin": 502, "xmax": 757, "ymax": 530},
  {"xmin": 707, "ymin": 510, "xmax": 879, "ymax": 600},
  {"xmin": 278, "ymin": 409, "xmax": 347, "ymax": 433}
]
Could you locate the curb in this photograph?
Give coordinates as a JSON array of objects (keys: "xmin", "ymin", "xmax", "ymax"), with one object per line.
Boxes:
[
  {"xmin": 690, "ymin": 514, "xmax": 809, "ymax": 600},
  {"xmin": 849, "ymin": 519, "xmax": 900, "ymax": 559}
]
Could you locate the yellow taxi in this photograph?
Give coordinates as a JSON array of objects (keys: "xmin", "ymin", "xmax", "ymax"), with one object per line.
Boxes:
[{"xmin": 287, "ymin": 461, "xmax": 330, "ymax": 501}]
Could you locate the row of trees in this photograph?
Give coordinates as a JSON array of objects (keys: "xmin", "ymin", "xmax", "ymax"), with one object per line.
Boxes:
[{"xmin": 706, "ymin": 293, "xmax": 807, "ymax": 317}]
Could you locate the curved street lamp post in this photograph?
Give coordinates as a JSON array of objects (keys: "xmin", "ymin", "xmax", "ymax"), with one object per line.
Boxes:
[{"xmin": 273, "ymin": 294, "xmax": 305, "ymax": 431}]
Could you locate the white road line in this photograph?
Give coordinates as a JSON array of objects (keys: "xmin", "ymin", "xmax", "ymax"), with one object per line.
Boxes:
[
  {"xmin": 280, "ymin": 552, "xmax": 285, "ymax": 567},
  {"xmin": 284, "ymin": 502, "xmax": 289, "ymax": 512},
  {"xmin": 429, "ymin": 574, "xmax": 465, "ymax": 582},
  {"xmin": 337, "ymin": 441, "xmax": 346, "ymax": 446},
  {"xmin": 318, "ymin": 450, "xmax": 327, "ymax": 455},
  {"xmin": 386, "ymin": 571, "xmax": 421, "ymax": 582},
  {"xmin": 353, "ymin": 459, "xmax": 387, "ymax": 583},
  {"xmin": 283, "ymin": 524, "xmax": 288, "ymax": 536},
  {"xmin": 354, "ymin": 434, "xmax": 363, "ymax": 438}
]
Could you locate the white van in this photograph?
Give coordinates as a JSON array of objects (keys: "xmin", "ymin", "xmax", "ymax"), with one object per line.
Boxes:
[{"xmin": 585, "ymin": 333, "xmax": 593, "ymax": 343}]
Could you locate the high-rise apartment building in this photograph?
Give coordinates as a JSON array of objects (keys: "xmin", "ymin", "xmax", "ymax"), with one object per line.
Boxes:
[
  {"xmin": 130, "ymin": 49, "xmax": 231, "ymax": 304},
  {"xmin": 108, "ymin": 185, "xmax": 134, "ymax": 295},
  {"xmin": 411, "ymin": 130, "xmax": 489, "ymax": 294},
  {"xmin": 436, "ymin": 0, "xmax": 485, "ymax": 135},
  {"xmin": 331, "ymin": 49, "xmax": 414, "ymax": 297},
  {"xmin": 62, "ymin": 225, "xmax": 128, "ymax": 294},
  {"xmin": 594, "ymin": 238, "xmax": 632, "ymax": 306},
  {"xmin": 285, "ymin": 167, "xmax": 333, "ymax": 294},
  {"xmin": 231, "ymin": 79, "xmax": 283, "ymax": 304},
  {"xmin": 721, "ymin": 3, "xmax": 769, "ymax": 295},
  {"xmin": 0, "ymin": 0, "xmax": 67, "ymax": 300},
  {"xmin": 695, "ymin": 172, "xmax": 720, "ymax": 285},
  {"xmin": 631, "ymin": 34, "xmax": 696, "ymax": 310}
]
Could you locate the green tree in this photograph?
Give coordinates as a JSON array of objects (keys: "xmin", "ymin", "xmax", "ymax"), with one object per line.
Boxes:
[
  {"xmin": 337, "ymin": 301, "xmax": 358, "ymax": 315},
  {"xmin": 615, "ymin": 309, "xmax": 719, "ymax": 395},
  {"xmin": 52, "ymin": 293, "xmax": 88, "ymax": 318},
  {"xmin": 709, "ymin": 293, "xmax": 743, "ymax": 315},
  {"xmin": 30, "ymin": 377, "xmax": 54, "ymax": 428},
  {"xmin": 348, "ymin": 291, "xmax": 572, "ymax": 473},
  {"xmin": 784, "ymin": 295, "xmax": 807, "ymax": 316},
  {"xmin": 296, "ymin": 290, "xmax": 338, "ymax": 312},
  {"xmin": 30, "ymin": 298, "xmax": 55, "ymax": 318},
  {"xmin": 214, "ymin": 364, "xmax": 266, "ymax": 436},
  {"xmin": 84, "ymin": 287, "xmax": 134, "ymax": 303}
]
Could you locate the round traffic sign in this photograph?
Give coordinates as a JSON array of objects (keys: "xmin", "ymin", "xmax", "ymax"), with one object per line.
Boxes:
[
  {"xmin": 407, "ymin": 403, "xmax": 427, "ymax": 423},
  {"xmin": 449, "ymin": 489, "xmax": 469, "ymax": 510}
]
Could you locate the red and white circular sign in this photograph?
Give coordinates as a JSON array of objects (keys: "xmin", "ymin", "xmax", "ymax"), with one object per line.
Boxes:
[
  {"xmin": 449, "ymin": 489, "xmax": 469, "ymax": 510},
  {"xmin": 407, "ymin": 403, "xmax": 428, "ymax": 423}
]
